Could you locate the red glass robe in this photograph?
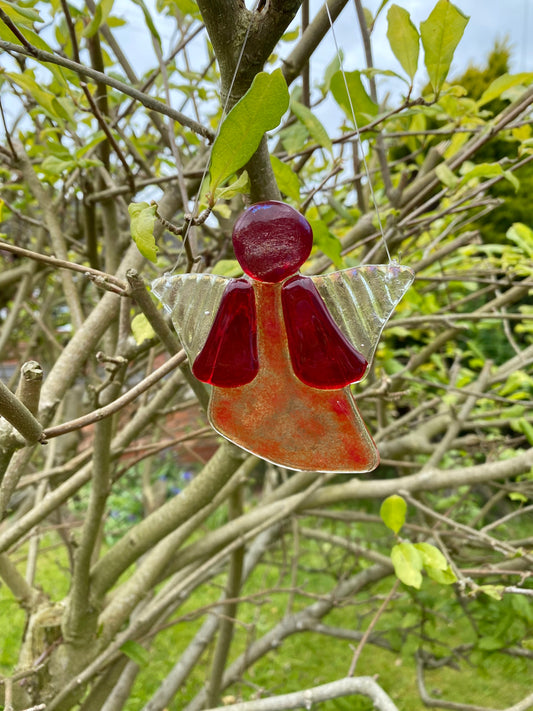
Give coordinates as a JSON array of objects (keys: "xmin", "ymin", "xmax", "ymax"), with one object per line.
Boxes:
[{"xmin": 191, "ymin": 274, "xmax": 378, "ymax": 472}]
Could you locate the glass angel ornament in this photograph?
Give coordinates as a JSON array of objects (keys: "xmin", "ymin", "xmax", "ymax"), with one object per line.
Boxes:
[{"xmin": 152, "ymin": 201, "xmax": 414, "ymax": 473}]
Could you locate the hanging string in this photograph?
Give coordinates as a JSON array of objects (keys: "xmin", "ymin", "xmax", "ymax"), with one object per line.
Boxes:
[
  {"xmin": 324, "ymin": 2, "xmax": 392, "ymax": 263},
  {"xmin": 169, "ymin": 0, "xmax": 262, "ymax": 274}
]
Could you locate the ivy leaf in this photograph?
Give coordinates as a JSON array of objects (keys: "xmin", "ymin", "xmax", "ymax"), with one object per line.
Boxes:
[
  {"xmin": 386, "ymin": 5, "xmax": 420, "ymax": 82},
  {"xmin": 330, "ymin": 70, "xmax": 378, "ymax": 126},
  {"xmin": 380, "ymin": 495, "xmax": 407, "ymax": 534},
  {"xmin": 128, "ymin": 202, "xmax": 158, "ymax": 263},
  {"xmin": 209, "ymin": 69, "xmax": 289, "ymax": 192},
  {"xmin": 391, "ymin": 542, "xmax": 423, "ymax": 588},
  {"xmin": 290, "ymin": 99, "xmax": 332, "ymax": 154},
  {"xmin": 420, "ymin": 0, "xmax": 469, "ymax": 96},
  {"xmin": 131, "ymin": 313, "xmax": 155, "ymax": 344},
  {"xmin": 270, "ymin": 155, "xmax": 300, "ymax": 202}
]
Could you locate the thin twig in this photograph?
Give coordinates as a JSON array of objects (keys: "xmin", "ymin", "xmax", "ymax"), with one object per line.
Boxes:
[
  {"xmin": 0, "ymin": 39, "xmax": 214, "ymax": 140},
  {"xmin": 81, "ymin": 82, "xmax": 136, "ymax": 193},
  {"xmin": 348, "ymin": 579, "xmax": 399, "ymax": 676},
  {"xmin": 0, "ymin": 239, "xmax": 128, "ymax": 292},
  {"xmin": 43, "ymin": 350, "xmax": 186, "ymax": 439}
]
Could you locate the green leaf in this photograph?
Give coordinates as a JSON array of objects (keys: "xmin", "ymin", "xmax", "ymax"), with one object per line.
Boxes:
[
  {"xmin": 120, "ymin": 640, "xmax": 149, "ymax": 666},
  {"xmin": 131, "ymin": 313, "xmax": 155, "ymax": 344},
  {"xmin": 131, "ymin": 0, "xmax": 161, "ymax": 45},
  {"xmin": 290, "ymin": 99, "xmax": 332, "ymax": 153},
  {"xmin": 386, "ymin": 5, "xmax": 420, "ymax": 82},
  {"xmin": 477, "ymin": 584, "xmax": 505, "ymax": 601},
  {"xmin": 420, "ymin": 0, "xmax": 469, "ymax": 96},
  {"xmin": 320, "ymin": 54, "xmax": 341, "ymax": 95},
  {"xmin": 508, "ymin": 492, "xmax": 528, "ymax": 503},
  {"xmin": 40, "ymin": 156, "xmax": 77, "ymax": 176},
  {"xmin": 413, "ymin": 542, "xmax": 447, "ymax": 571},
  {"xmin": 514, "ymin": 418, "xmax": 533, "ymax": 445},
  {"xmin": 209, "ymin": 69, "xmax": 289, "ymax": 192},
  {"xmin": 270, "ymin": 155, "xmax": 300, "ymax": 202},
  {"xmin": 281, "ymin": 28, "xmax": 300, "ymax": 42},
  {"xmin": 426, "ymin": 565, "xmax": 457, "ymax": 585},
  {"xmin": 0, "ymin": 0, "xmax": 42, "ymax": 25},
  {"xmin": 478, "ymin": 72, "xmax": 533, "ymax": 107},
  {"xmin": 459, "ymin": 163, "xmax": 519, "ymax": 192},
  {"xmin": 511, "ymin": 593, "xmax": 533, "ymax": 624},
  {"xmin": 7, "ymin": 73, "xmax": 66, "ymax": 121},
  {"xmin": 128, "ymin": 202, "xmax": 158, "ymax": 263},
  {"xmin": 330, "ymin": 70, "xmax": 378, "ymax": 126},
  {"xmin": 1, "ymin": 25, "xmax": 65, "ymax": 85},
  {"xmin": 391, "ymin": 542, "xmax": 423, "ymax": 588},
  {"xmin": 507, "ymin": 223, "xmax": 533, "ymax": 259},
  {"xmin": 83, "ymin": 4, "xmax": 102, "ymax": 37},
  {"xmin": 211, "ymin": 260, "xmax": 243, "ymax": 278},
  {"xmin": 213, "ymin": 171, "xmax": 250, "ymax": 202},
  {"xmin": 373, "ymin": 0, "xmax": 391, "ymax": 28},
  {"xmin": 435, "ymin": 163, "xmax": 459, "ymax": 189},
  {"xmin": 83, "ymin": 0, "xmax": 114, "ymax": 38},
  {"xmin": 280, "ymin": 122, "xmax": 309, "ymax": 155},
  {"xmin": 478, "ymin": 636, "xmax": 504, "ymax": 651},
  {"xmin": 174, "ymin": 0, "xmax": 200, "ymax": 17},
  {"xmin": 380, "ymin": 494, "xmax": 407, "ymax": 534},
  {"xmin": 309, "ymin": 219, "xmax": 344, "ymax": 269}
]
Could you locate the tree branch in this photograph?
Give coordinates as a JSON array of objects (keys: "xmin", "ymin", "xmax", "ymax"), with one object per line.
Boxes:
[
  {"xmin": 0, "ymin": 40, "xmax": 214, "ymax": 140},
  {"xmin": 0, "ymin": 379, "xmax": 44, "ymax": 446},
  {"xmin": 282, "ymin": 0, "xmax": 349, "ymax": 86},
  {"xmin": 203, "ymin": 677, "xmax": 400, "ymax": 711}
]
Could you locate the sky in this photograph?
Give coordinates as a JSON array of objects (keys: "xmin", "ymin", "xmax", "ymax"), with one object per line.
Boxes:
[
  {"xmin": 2, "ymin": 1, "xmax": 530, "ymax": 135},
  {"xmin": 112, "ymin": 0, "xmax": 532, "ymax": 108},
  {"xmin": 306, "ymin": 0, "xmax": 531, "ymax": 93}
]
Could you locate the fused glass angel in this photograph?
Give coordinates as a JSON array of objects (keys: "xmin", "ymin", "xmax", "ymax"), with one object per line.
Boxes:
[{"xmin": 152, "ymin": 201, "xmax": 414, "ymax": 473}]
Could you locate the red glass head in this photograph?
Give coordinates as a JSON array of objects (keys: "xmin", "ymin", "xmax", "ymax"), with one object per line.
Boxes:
[{"xmin": 232, "ymin": 201, "xmax": 313, "ymax": 283}]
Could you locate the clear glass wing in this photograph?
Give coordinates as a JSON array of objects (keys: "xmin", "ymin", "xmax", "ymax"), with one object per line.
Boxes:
[
  {"xmin": 151, "ymin": 273, "xmax": 229, "ymax": 363},
  {"xmin": 312, "ymin": 263, "xmax": 415, "ymax": 366}
]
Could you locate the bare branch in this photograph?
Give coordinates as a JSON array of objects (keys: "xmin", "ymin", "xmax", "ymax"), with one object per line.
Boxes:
[
  {"xmin": 202, "ymin": 677, "xmax": 400, "ymax": 711},
  {"xmin": 0, "ymin": 39, "xmax": 214, "ymax": 140},
  {"xmin": 0, "ymin": 379, "xmax": 44, "ymax": 446}
]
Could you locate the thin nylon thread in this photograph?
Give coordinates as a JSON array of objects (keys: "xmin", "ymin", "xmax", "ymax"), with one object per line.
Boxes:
[
  {"xmin": 325, "ymin": 2, "xmax": 392, "ymax": 263},
  {"xmin": 171, "ymin": 0, "xmax": 261, "ymax": 274}
]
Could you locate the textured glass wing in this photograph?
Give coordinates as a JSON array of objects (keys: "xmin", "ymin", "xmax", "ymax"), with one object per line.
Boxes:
[
  {"xmin": 192, "ymin": 279, "xmax": 258, "ymax": 387},
  {"xmin": 312, "ymin": 263, "xmax": 415, "ymax": 366},
  {"xmin": 281, "ymin": 275, "xmax": 367, "ymax": 389},
  {"xmin": 151, "ymin": 273, "xmax": 229, "ymax": 364}
]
